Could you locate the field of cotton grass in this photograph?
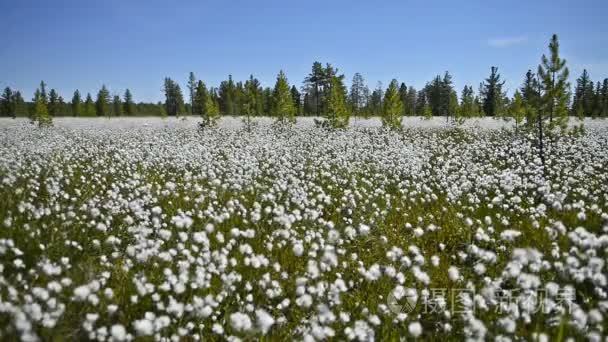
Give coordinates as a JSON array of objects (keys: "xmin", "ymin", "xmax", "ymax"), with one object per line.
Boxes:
[{"xmin": 0, "ymin": 117, "xmax": 607, "ymax": 341}]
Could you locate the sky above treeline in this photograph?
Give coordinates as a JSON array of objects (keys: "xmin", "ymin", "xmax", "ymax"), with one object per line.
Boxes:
[{"xmin": 1, "ymin": 0, "xmax": 607, "ymax": 103}]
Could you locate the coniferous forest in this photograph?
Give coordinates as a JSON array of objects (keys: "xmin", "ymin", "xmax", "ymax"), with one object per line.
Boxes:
[{"xmin": 2, "ymin": 35, "xmax": 607, "ymax": 123}]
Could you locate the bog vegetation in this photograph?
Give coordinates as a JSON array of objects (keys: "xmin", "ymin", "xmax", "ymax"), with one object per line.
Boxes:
[{"xmin": 0, "ymin": 34, "xmax": 607, "ymax": 341}]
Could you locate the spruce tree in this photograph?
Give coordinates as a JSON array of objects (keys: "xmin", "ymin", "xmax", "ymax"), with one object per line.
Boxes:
[
  {"xmin": 271, "ymin": 70, "xmax": 295, "ymax": 123},
  {"xmin": 96, "ymin": 85, "xmax": 111, "ymax": 117},
  {"xmin": 327, "ymin": 76, "xmax": 349, "ymax": 128},
  {"xmin": 262, "ymin": 87, "xmax": 273, "ymax": 116},
  {"xmin": 71, "ymin": 90, "xmax": 82, "ymax": 116},
  {"xmin": 370, "ymin": 82, "xmax": 383, "ymax": 116},
  {"xmin": 520, "ymin": 70, "xmax": 541, "ymax": 126},
  {"xmin": 572, "ymin": 69, "xmax": 592, "ymax": 117},
  {"xmin": 218, "ymin": 75, "xmax": 236, "ymax": 115},
  {"xmin": 382, "ymin": 79, "xmax": 403, "ymax": 129},
  {"xmin": 112, "ymin": 95, "xmax": 122, "ymax": 116},
  {"xmin": 290, "ymin": 85, "xmax": 301, "ymax": 115},
  {"xmin": 459, "ymin": 85, "xmax": 475, "ymax": 118},
  {"xmin": 426, "ymin": 76, "xmax": 442, "ymax": 116},
  {"xmin": 84, "ymin": 93, "xmax": 95, "ymax": 116},
  {"xmin": 123, "ymin": 89, "xmax": 135, "ymax": 115},
  {"xmin": 480, "ymin": 66, "xmax": 506, "ymax": 117},
  {"xmin": 193, "ymin": 80, "xmax": 208, "ymax": 116}
]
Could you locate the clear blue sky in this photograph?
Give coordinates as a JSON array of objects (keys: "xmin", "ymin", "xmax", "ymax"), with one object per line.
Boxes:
[{"xmin": 1, "ymin": 0, "xmax": 607, "ymax": 103}]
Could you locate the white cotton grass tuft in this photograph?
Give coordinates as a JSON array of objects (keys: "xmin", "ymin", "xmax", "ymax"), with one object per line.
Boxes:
[
  {"xmin": 0, "ymin": 118, "xmax": 606, "ymax": 340},
  {"xmin": 230, "ymin": 312, "xmax": 253, "ymax": 332},
  {"xmin": 255, "ymin": 309, "xmax": 275, "ymax": 334},
  {"xmin": 408, "ymin": 321, "xmax": 422, "ymax": 337},
  {"xmin": 448, "ymin": 266, "xmax": 460, "ymax": 282}
]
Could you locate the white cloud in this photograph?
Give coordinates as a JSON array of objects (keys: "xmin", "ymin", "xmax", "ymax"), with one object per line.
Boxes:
[{"xmin": 487, "ymin": 36, "xmax": 528, "ymax": 48}]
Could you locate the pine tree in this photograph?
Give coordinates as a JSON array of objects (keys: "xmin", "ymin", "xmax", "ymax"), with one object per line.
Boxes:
[
  {"xmin": 234, "ymin": 81, "xmax": 246, "ymax": 115},
  {"xmin": 405, "ymin": 87, "xmax": 417, "ymax": 116},
  {"xmin": 12, "ymin": 91, "xmax": 26, "ymax": 117},
  {"xmin": 415, "ymin": 90, "xmax": 427, "ymax": 116},
  {"xmin": 303, "ymin": 62, "xmax": 325, "ymax": 116},
  {"xmin": 48, "ymin": 89, "xmax": 59, "ymax": 116},
  {"xmin": 163, "ymin": 78, "xmax": 185, "ymax": 116},
  {"xmin": 537, "ymin": 34, "xmax": 570, "ymax": 131},
  {"xmin": 112, "ymin": 95, "xmax": 122, "ymax": 116},
  {"xmin": 423, "ymin": 102, "xmax": 433, "ymax": 119},
  {"xmin": 536, "ymin": 34, "xmax": 570, "ymax": 172},
  {"xmin": 382, "ymin": 79, "xmax": 403, "ymax": 129},
  {"xmin": 327, "ymin": 76, "xmax": 349, "ymax": 128},
  {"xmin": 272, "ymin": 70, "xmax": 295, "ymax": 123},
  {"xmin": 601, "ymin": 78, "xmax": 608, "ymax": 117},
  {"xmin": 84, "ymin": 93, "xmax": 95, "ymax": 116},
  {"xmin": 510, "ymin": 90, "xmax": 526, "ymax": 131},
  {"xmin": 481, "ymin": 66, "xmax": 506, "ymax": 117},
  {"xmin": 243, "ymin": 76, "xmax": 262, "ymax": 130},
  {"xmin": 158, "ymin": 101, "xmax": 167, "ymax": 118},
  {"xmin": 591, "ymin": 82, "xmax": 602, "ymax": 118},
  {"xmin": 123, "ymin": 89, "xmax": 135, "ymax": 115},
  {"xmin": 39, "ymin": 81, "xmax": 48, "ymax": 105},
  {"xmin": 58, "ymin": 96, "xmax": 67, "ymax": 116},
  {"xmin": 399, "ymin": 82, "xmax": 408, "ymax": 116},
  {"xmin": 203, "ymin": 90, "xmax": 220, "ymax": 125},
  {"xmin": 448, "ymin": 88, "xmax": 459, "ymax": 122},
  {"xmin": 370, "ymin": 82, "xmax": 383, "ymax": 116},
  {"xmin": 188, "ymin": 72, "xmax": 196, "ymax": 115},
  {"xmin": 71, "ymin": 90, "xmax": 82, "ymax": 116},
  {"xmin": 1, "ymin": 87, "xmax": 13, "ymax": 117},
  {"xmin": 349, "ymin": 73, "xmax": 367, "ymax": 116},
  {"xmin": 96, "ymin": 85, "xmax": 111, "ymax": 117},
  {"xmin": 441, "ymin": 72, "xmax": 457, "ymax": 121}
]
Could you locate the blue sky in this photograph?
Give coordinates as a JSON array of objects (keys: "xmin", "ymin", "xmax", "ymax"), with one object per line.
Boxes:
[{"xmin": 1, "ymin": 0, "xmax": 607, "ymax": 102}]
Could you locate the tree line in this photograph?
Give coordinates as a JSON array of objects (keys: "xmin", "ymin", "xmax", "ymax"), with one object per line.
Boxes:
[{"xmin": 2, "ymin": 35, "xmax": 607, "ymax": 126}]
